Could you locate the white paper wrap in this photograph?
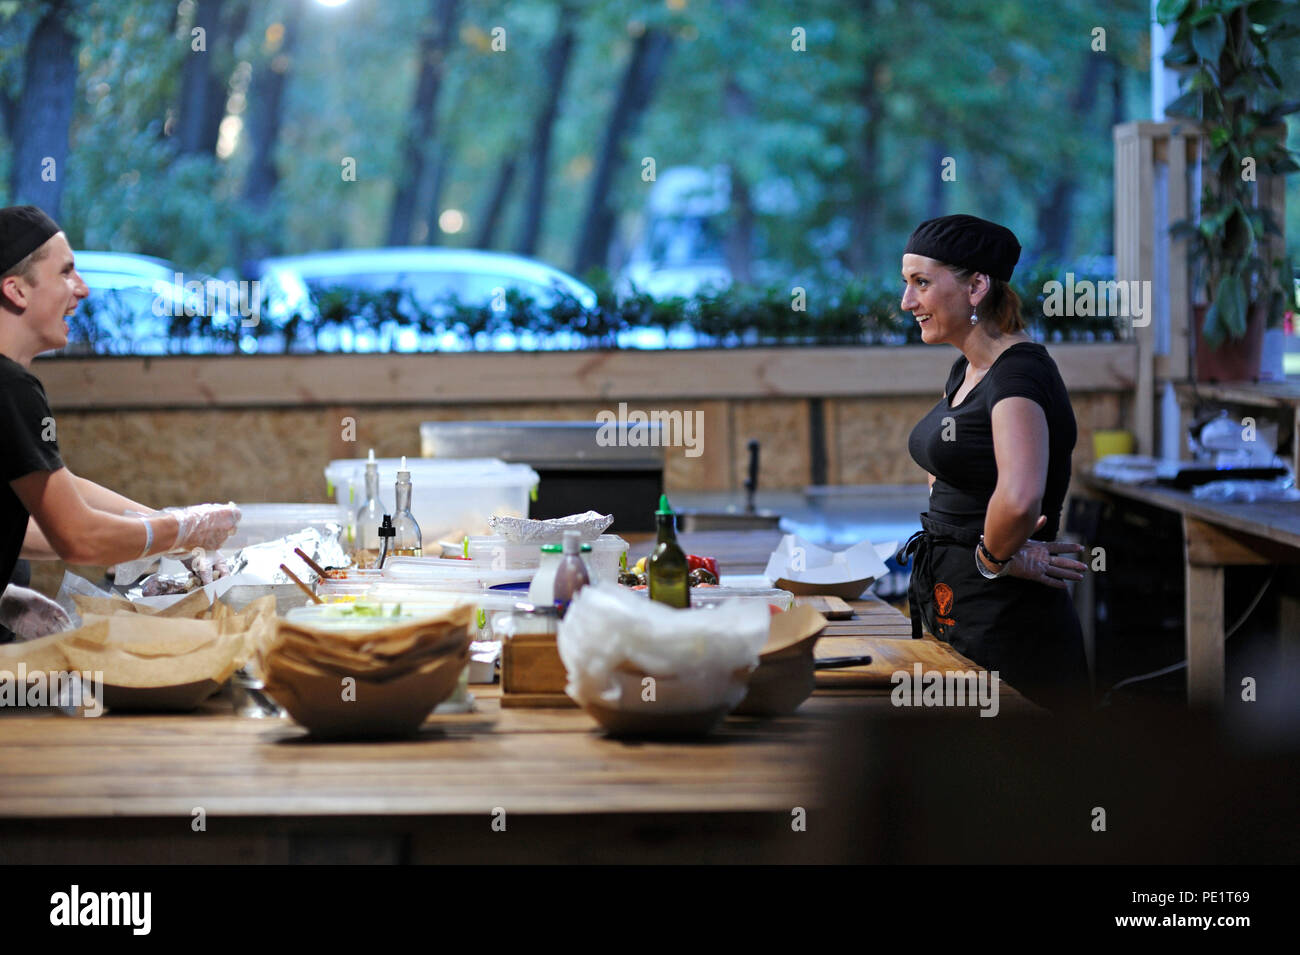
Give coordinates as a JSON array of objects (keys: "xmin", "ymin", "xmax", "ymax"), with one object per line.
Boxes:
[
  {"xmin": 557, "ymin": 583, "xmax": 769, "ymax": 714},
  {"xmin": 763, "ymin": 534, "xmax": 890, "ymax": 586}
]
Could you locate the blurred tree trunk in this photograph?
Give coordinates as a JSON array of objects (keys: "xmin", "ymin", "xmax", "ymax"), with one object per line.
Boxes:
[
  {"xmin": 515, "ymin": 8, "xmax": 576, "ymax": 257},
  {"xmin": 9, "ymin": 1, "xmax": 78, "ymax": 220},
  {"xmin": 177, "ymin": 0, "xmax": 249, "ymax": 157},
  {"xmin": 238, "ymin": 0, "xmax": 302, "ymax": 265},
  {"xmin": 241, "ymin": 0, "xmax": 300, "ymax": 207},
  {"xmin": 1105, "ymin": 55, "xmax": 1125, "ymax": 257},
  {"xmin": 1033, "ymin": 49, "xmax": 1106, "ymax": 261},
  {"xmin": 422, "ymin": 143, "xmax": 454, "ymax": 245},
  {"xmin": 387, "ymin": 0, "xmax": 461, "ymax": 247},
  {"xmin": 573, "ymin": 26, "xmax": 674, "ymax": 276},
  {"xmin": 926, "ymin": 141, "xmax": 946, "ymax": 219},
  {"xmin": 847, "ymin": 58, "xmax": 884, "ymax": 274},
  {"xmin": 725, "ymin": 171, "xmax": 755, "ymax": 285},
  {"xmin": 721, "ymin": 0, "xmax": 753, "ymax": 284},
  {"xmin": 475, "ymin": 155, "xmax": 517, "ymax": 249}
]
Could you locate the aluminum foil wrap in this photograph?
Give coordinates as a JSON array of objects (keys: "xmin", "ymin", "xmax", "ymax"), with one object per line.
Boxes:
[
  {"xmin": 488, "ymin": 511, "xmax": 613, "ymax": 544},
  {"xmin": 124, "ymin": 524, "xmax": 351, "ymax": 601},
  {"xmin": 224, "ymin": 524, "xmax": 351, "ymax": 584}
]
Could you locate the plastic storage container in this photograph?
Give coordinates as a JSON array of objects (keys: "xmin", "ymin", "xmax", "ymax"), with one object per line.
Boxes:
[
  {"xmin": 463, "ymin": 533, "xmax": 627, "ymax": 582},
  {"xmin": 224, "ymin": 503, "xmax": 348, "ymax": 550},
  {"xmin": 379, "ymin": 557, "xmax": 533, "ymax": 591},
  {"xmin": 323, "ymin": 457, "xmax": 539, "ymax": 544},
  {"xmin": 633, "ymin": 586, "xmax": 795, "ymax": 612}
]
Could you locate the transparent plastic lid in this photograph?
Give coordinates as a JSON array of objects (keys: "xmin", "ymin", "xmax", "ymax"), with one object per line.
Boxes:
[
  {"xmin": 325, "ymin": 457, "xmax": 539, "ymax": 488},
  {"xmin": 633, "ymin": 586, "xmax": 795, "ymax": 610},
  {"xmin": 283, "ymin": 602, "xmax": 458, "ymax": 633},
  {"xmin": 380, "ymin": 557, "xmax": 533, "ymax": 589},
  {"xmin": 366, "ymin": 584, "xmax": 522, "ymax": 612}
]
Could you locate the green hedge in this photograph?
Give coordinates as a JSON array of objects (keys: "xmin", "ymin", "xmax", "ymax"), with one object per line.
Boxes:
[{"xmin": 65, "ymin": 265, "xmax": 1126, "ymax": 355}]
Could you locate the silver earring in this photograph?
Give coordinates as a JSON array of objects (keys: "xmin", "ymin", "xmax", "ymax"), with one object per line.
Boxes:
[{"xmin": 969, "ymin": 310, "xmax": 978, "ymax": 326}]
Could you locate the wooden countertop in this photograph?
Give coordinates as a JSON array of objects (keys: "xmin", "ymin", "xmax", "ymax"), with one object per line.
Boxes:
[
  {"xmin": 1079, "ymin": 473, "xmax": 1300, "ymax": 550},
  {"xmin": 0, "ymin": 597, "xmax": 1035, "ymax": 825},
  {"xmin": 0, "ymin": 530, "xmax": 1039, "ymax": 862}
]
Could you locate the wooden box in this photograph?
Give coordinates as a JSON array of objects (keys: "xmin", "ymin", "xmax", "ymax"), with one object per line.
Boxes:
[{"xmin": 500, "ymin": 632, "xmax": 577, "ymax": 708}]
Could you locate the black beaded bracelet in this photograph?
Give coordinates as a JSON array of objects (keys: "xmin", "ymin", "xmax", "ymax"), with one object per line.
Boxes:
[{"xmin": 978, "ymin": 536, "xmax": 1011, "ymax": 567}]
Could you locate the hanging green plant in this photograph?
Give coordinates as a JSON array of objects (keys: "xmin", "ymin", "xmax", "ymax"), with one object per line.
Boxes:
[{"xmin": 1158, "ymin": 0, "xmax": 1300, "ymax": 350}]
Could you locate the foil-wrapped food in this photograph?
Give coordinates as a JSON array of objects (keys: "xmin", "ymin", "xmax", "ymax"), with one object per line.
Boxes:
[
  {"xmin": 488, "ymin": 511, "xmax": 614, "ymax": 544},
  {"xmin": 128, "ymin": 525, "xmax": 351, "ymax": 600}
]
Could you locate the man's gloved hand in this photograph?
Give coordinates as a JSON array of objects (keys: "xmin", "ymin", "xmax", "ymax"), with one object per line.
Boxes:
[
  {"xmin": 166, "ymin": 502, "xmax": 241, "ymax": 553},
  {"xmin": 184, "ymin": 550, "xmax": 231, "ymax": 586},
  {"xmin": 0, "ymin": 584, "xmax": 73, "ymax": 640}
]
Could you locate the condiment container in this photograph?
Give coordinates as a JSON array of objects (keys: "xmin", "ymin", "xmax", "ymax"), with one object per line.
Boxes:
[{"xmin": 552, "ymin": 531, "xmax": 591, "ymax": 617}]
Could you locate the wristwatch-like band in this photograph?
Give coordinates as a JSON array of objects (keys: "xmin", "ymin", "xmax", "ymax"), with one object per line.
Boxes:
[
  {"xmin": 976, "ymin": 537, "xmax": 1012, "ymax": 579},
  {"xmin": 978, "ymin": 536, "xmax": 1011, "ymax": 566}
]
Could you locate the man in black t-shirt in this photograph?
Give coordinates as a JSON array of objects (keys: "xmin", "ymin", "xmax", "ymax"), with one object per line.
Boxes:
[{"xmin": 0, "ymin": 205, "xmax": 242, "ymax": 641}]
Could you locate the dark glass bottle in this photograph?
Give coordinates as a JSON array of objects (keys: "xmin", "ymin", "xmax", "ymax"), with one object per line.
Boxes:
[{"xmin": 648, "ymin": 494, "xmax": 689, "ymax": 609}]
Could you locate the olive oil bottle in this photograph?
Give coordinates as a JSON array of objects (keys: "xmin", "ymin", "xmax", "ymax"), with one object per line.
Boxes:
[
  {"xmin": 353, "ymin": 448, "xmax": 384, "ymax": 567},
  {"xmin": 392, "ymin": 456, "xmax": 423, "ymax": 558},
  {"xmin": 648, "ymin": 494, "xmax": 689, "ymax": 608}
]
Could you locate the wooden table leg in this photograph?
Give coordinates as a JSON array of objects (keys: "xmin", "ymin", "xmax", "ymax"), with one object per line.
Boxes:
[
  {"xmin": 1181, "ymin": 515, "xmax": 1300, "ymax": 709},
  {"xmin": 1184, "ymin": 561, "xmax": 1225, "ymax": 709}
]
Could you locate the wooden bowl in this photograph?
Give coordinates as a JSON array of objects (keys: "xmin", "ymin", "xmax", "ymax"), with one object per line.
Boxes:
[
  {"xmin": 577, "ymin": 665, "xmax": 751, "ymax": 739},
  {"xmin": 733, "ymin": 650, "xmax": 817, "ymax": 716},
  {"xmin": 583, "ymin": 699, "xmax": 732, "ymax": 738},
  {"xmin": 733, "ymin": 604, "xmax": 827, "ymax": 716},
  {"xmin": 772, "ymin": 576, "xmax": 875, "ymax": 601},
  {"xmin": 264, "ymin": 641, "xmax": 470, "ymax": 740}
]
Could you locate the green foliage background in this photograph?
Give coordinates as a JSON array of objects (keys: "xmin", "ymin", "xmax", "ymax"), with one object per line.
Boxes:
[{"xmin": 2, "ymin": 0, "xmax": 1298, "ymax": 293}]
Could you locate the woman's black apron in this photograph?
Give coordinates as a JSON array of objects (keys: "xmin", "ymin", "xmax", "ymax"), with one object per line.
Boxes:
[{"xmin": 898, "ymin": 512, "xmax": 1090, "ymax": 712}]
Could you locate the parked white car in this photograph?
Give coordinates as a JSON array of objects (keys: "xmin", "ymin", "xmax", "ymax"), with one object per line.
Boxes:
[
  {"xmin": 255, "ymin": 246, "xmax": 598, "ymax": 351},
  {"xmin": 63, "ymin": 251, "xmax": 238, "ymax": 355}
]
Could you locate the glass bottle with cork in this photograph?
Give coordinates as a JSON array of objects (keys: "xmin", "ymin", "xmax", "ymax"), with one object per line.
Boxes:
[
  {"xmin": 392, "ymin": 456, "xmax": 423, "ymax": 558},
  {"xmin": 648, "ymin": 493, "xmax": 689, "ymax": 608}
]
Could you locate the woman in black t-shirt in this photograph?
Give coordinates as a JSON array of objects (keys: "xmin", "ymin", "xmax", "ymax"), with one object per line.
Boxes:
[{"xmin": 896, "ymin": 215, "xmax": 1090, "ymax": 713}]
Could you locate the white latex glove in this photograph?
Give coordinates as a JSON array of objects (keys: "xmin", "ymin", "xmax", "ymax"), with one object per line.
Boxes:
[
  {"xmin": 0, "ymin": 584, "xmax": 73, "ymax": 639},
  {"xmin": 166, "ymin": 503, "xmax": 242, "ymax": 553}
]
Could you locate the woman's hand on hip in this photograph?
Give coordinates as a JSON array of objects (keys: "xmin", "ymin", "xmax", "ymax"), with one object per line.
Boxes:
[{"xmin": 1007, "ymin": 515, "xmax": 1086, "ymax": 590}]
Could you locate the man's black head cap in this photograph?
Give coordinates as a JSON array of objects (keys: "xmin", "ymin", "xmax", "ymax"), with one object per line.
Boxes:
[
  {"xmin": 0, "ymin": 205, "xmax": 61, "ymax": 275},
  {"xmin": 904, "ymin": 213, "xmax": 1021, "ymax": 282}
]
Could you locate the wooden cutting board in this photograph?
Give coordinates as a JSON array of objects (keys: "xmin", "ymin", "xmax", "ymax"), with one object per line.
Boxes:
[
  {"xmin": 814, "ymin": 634, "xmax": 990, "ymax": 688},
  {"xmin": 793, "ymin": 595, "xmax": 855, "ymax": 619}
]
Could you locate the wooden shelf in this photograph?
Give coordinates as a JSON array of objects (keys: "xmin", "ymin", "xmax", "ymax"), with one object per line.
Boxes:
[
  {"xmin": 1175, "ymin": 380, "xmax": 1300, "ymax": 409},
  {"xmin": 1172, "ymin": 380, "xmax": 1300, "ymax": 475}
]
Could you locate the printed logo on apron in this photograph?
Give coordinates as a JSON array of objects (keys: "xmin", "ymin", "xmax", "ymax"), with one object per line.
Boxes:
[{"xmin": 934, "ymin": 582, "xmax": 955, "ymax": 629}]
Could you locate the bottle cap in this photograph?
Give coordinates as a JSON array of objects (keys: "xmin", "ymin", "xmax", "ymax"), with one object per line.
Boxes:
[
  {"xmin": 656, "ymin": 493, "xmax": 674, "ymax": 516},
  {"xmin": 398, "ymin": 455, "xmax": 410, "ymax": 480},
  {"xmin": 378, "ymin": 514, "xmax": 396, "ymax": 539}
]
